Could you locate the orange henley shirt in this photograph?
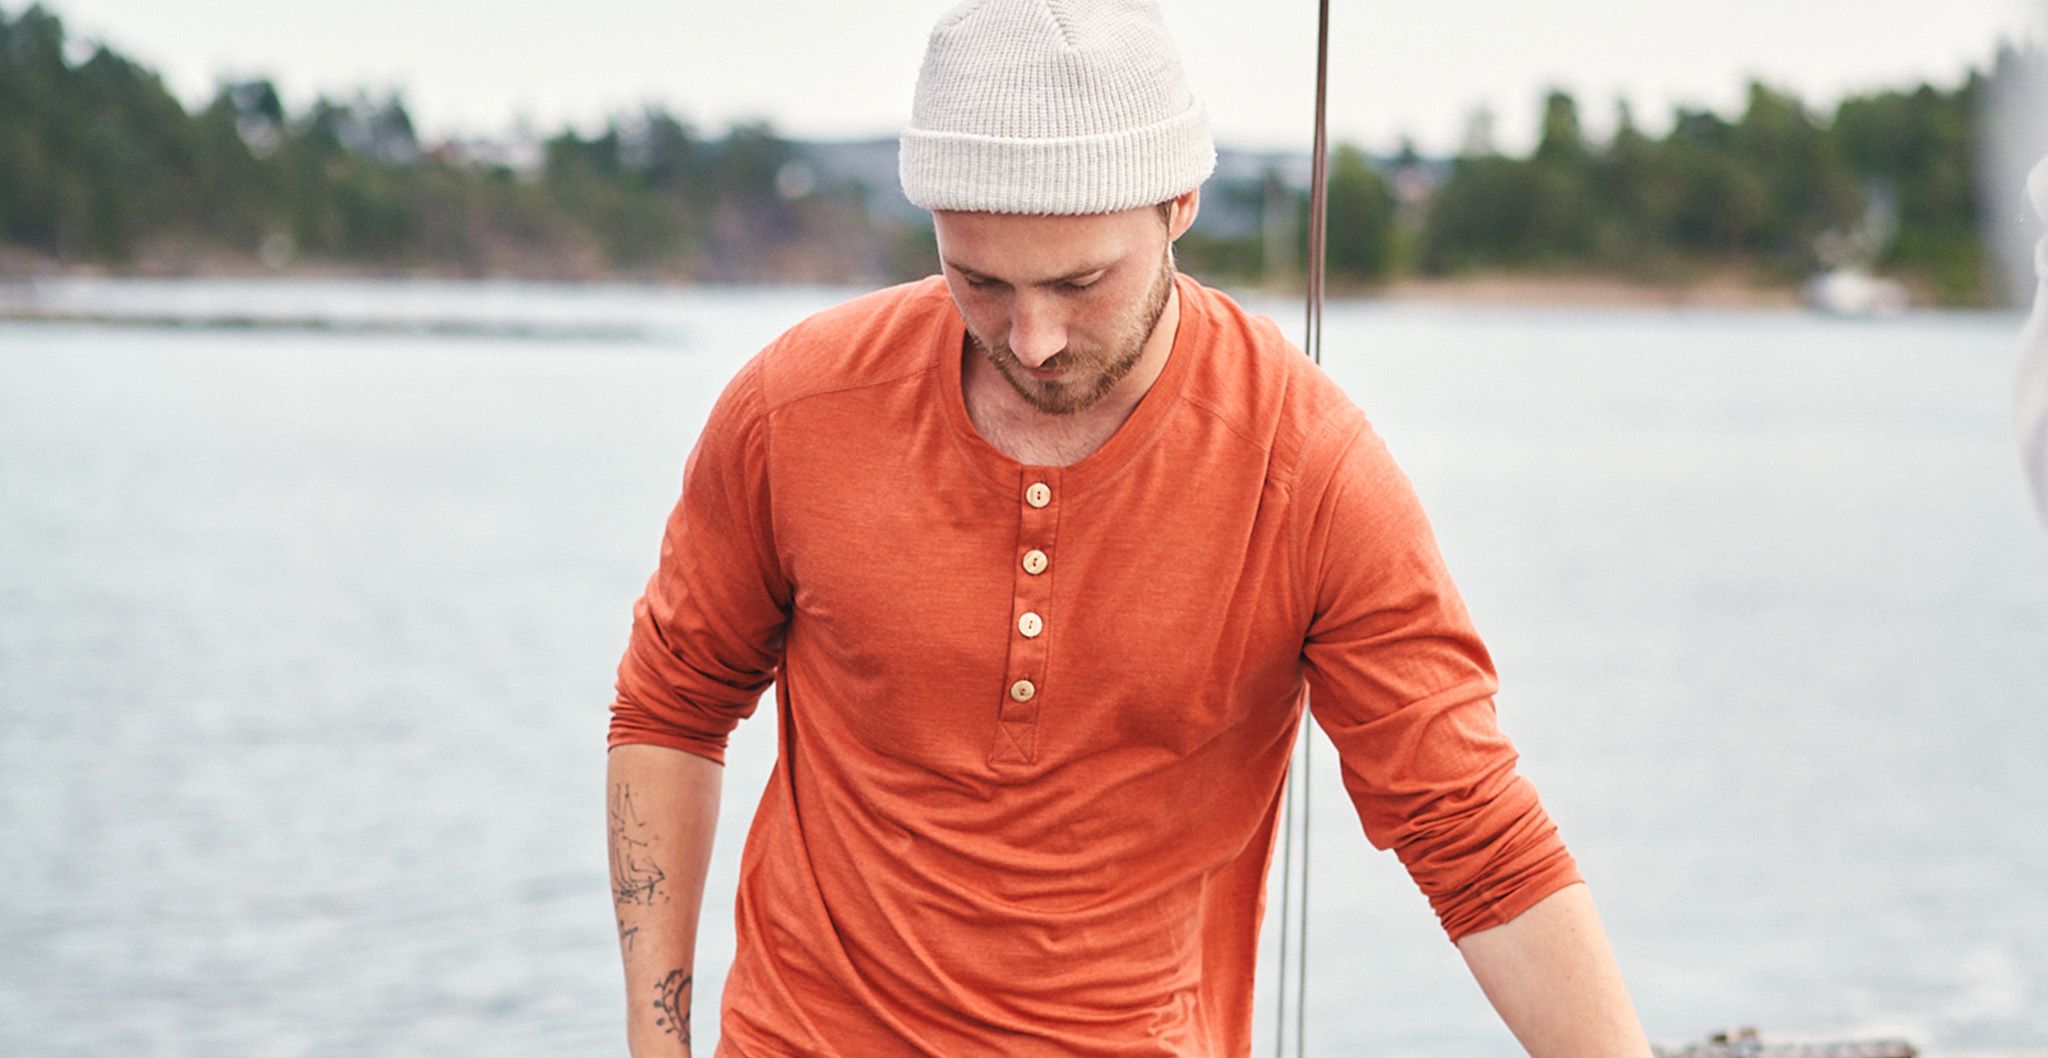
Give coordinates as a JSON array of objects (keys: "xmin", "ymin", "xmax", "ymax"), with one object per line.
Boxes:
[{"xmin": 609, "ymin": 274, "xmax": 1581, "ymax": 1057}]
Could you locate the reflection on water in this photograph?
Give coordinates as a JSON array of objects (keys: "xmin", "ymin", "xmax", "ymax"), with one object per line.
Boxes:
[{"xmin": 1, "ymin": 281, "xmax": 2044, "ymax": 1056}]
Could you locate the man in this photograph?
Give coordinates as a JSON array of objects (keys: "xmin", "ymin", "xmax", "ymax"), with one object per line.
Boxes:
[{"xmin": 608, "ymin": 1, "xmax": 1651, "ymax": 1055}]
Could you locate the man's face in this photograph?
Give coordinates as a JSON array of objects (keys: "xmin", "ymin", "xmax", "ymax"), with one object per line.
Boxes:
[{"xmin": 934, "ymin": 201, "xmax": 1186, "ymax": 416}]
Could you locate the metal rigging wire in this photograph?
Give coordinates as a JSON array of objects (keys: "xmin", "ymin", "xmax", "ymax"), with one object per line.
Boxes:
[{"xmin": 1277, "ymin": 3, "xmax": 1331, "ymax": 1057}]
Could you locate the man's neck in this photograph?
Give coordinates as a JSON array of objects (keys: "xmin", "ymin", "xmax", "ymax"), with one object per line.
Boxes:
[{"xmin": 962, "ymin": 282, "xmax": 1183, "ymax": 467}]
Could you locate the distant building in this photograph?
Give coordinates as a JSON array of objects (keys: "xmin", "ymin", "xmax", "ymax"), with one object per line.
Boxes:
[{"xmin": 428, "ymin": 136, "xmax": 545, "ymax": 177}]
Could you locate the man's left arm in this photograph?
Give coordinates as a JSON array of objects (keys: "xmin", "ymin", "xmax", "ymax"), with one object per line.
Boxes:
[
  {"xmin": 1455, "ymin": 882, "xmax": 1651, "ymax": 1058},
  {"xmin": 1294, "ymin": 412, "xmax": 1651, "ymax": 1054}
]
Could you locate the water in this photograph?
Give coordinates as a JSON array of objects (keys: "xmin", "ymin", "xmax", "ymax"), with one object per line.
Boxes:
[{"xmin": 1, "ymin": 278, "xmax": 2043, "ymax": 1057}]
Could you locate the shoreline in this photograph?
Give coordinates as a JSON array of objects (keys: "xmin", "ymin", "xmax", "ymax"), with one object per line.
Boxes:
[
  {"xmin": 1374, "ymin": 271, "xmax": 1807, "ymax": 309},
  {"xmin": 1, "ymin": 263, "xmax": 1814, "ymax": 310},
  {"xmin": 0, "ymin": 252, "xmax": 1925, "ymax": 313}
]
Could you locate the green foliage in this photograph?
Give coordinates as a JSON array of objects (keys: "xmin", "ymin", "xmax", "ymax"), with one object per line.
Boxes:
[
  {"xmin": 0, "ymin": 5, "xmax": 870, "ymax": 277},
  {"xmin": 1534, "ymin": 89, "xmax": 1590, "ymax": 169},
  {"xmin": 1323, "ymin": 145, "xmax": 1396, "ymax": 283},
  {"xmin": 1402, "ymin": 77, "xmax": 1997, "ymax": 303},
  {"xmin": 1833, "ymin": 80, "xmax": 1988, "ymax": 299}
]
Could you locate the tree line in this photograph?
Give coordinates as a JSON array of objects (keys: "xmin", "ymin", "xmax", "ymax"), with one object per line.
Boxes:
[
  {"xmin": 1, "ymin": 3, "xmax": 2034, "ymax": 303},
  {"xmin": 0, "ymin": 4, "xmax": 898, "ymax": 281},
  {"xmin": 1265, "ymin": 77, "xmax": 2007, "ymax": 306}
]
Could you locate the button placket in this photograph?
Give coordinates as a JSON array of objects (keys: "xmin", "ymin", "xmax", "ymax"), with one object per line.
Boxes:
[{"xmin": 992, "ymin": 468, "xmax": 1060, "ymax": 765}]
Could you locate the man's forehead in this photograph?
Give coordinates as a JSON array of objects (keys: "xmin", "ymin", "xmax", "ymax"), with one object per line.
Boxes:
[
  {"xmin": 940, "ymin": 252, "xmax": 1119, "ymax": 285},
  {"xmin": 932, "ymin": 209, "xmax": 1152, "ymax": 281}
]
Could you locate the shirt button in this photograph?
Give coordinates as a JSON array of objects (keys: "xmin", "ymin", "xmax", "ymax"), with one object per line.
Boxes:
[
  {"xmin": 1025, "ymin": 482, "xmax": 1051, "ymax": 508},
  {"xmin": 1021, "ymin": 549, "xmax": 1048, "ymax": 575},
  {"xmin": 1017, "ymin": 611, "xmax": 1043, "ymax": 638},
  {"xmin": 1009, "ymin": 678, "xmax": 1036, "ymax": 703}
]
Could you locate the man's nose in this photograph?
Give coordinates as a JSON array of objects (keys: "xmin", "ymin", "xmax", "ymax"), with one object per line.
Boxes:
[{"xmin": 1007, "ymin": 295, "xmax": 1067, "ymax": 367}]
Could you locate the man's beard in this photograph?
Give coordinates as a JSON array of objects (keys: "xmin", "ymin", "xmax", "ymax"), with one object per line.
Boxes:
[{"xmin": 968, "ymin": 253, "xmax": 1176, "ymax": 416}]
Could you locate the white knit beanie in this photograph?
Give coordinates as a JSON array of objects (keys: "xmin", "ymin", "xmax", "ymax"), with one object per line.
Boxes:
[{"xmin": 899, "ymin": 0, "xmax": 1216, "ymax": 215}]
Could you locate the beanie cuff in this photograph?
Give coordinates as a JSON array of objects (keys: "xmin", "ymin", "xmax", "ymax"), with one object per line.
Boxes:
[{"xmin": 899, "ymin": 104, "xmax": 1216, "ymax": 215}]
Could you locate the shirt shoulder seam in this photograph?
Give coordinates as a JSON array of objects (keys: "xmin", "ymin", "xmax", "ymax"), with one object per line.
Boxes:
[{"xmin": 758, "ymin": 359, "xmax": 936, "ymax": 418}]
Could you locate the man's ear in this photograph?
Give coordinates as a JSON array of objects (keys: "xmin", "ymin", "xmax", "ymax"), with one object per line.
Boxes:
[{"xmin": 1166, "ymin": 188, "xmax": 1201, "ymax": 241}]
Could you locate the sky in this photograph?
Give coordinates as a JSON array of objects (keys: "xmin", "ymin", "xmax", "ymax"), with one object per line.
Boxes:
[{"xmin": 20, "ymin": 0, "xmax": 2046, "ymax": 155}]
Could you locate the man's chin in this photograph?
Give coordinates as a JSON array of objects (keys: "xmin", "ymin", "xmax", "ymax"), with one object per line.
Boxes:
[
  {"xmin": 1015, "ymin": 386, "xmax": 1092, "ymax": 417},
  {"xmin": 1001, "ymin": 371, "xmax": 1103, "ymax": 416}
]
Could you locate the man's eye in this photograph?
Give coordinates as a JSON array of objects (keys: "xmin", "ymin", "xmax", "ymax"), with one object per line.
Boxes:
[
  {"xmin": 964, "ymin": 275, "xmax": 1002, "ymax": 290},
  {"xmin": 1061, "ymin": 279, "xmax": 1098, "ymax": 292}
]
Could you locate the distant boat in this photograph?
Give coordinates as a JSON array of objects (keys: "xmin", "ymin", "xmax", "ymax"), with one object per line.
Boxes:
[{"xmin": 1807, "ymin": 266, "xmax": 1909, "ymax": 317}]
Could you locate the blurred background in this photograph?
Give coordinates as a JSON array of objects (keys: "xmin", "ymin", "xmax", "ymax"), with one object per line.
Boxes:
[{"xmin": 1, "ymin": 1, "xmax": 2045, "ymax": 1056}]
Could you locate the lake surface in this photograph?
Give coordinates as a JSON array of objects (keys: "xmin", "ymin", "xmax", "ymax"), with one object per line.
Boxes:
[{"xmin": 3, "ymin": 278, "xmax": 2045, "ymax": 1057}]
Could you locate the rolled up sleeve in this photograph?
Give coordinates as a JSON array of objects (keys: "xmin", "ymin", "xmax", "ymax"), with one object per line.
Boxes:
[
  {"xmin": 609, "ymin": 358, "xmax": 791, "ymax": 764},
  {"xmin": 1298, "ymin": 414, "xmax": 1581, "ymax": 941}
]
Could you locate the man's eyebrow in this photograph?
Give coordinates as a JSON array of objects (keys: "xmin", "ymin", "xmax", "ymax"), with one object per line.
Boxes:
[{"xmin": 942, "ymin": 258, "xmax": 1113, "ymax": 286}]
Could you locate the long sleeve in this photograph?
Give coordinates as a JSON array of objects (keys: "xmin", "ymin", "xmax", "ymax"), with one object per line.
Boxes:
[
  {"xmin": 1297, "ymin": 412, "xmax": 1581, "ymax": 941},
  {"xmin": 609, "ymin": 357, "xmax": 792, "ymax": 764}
]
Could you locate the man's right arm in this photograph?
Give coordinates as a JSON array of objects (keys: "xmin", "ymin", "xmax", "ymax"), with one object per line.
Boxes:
[
  {"xmin": 608, "ymin": 743, "xmax": 724, "ymax": 1058},
  {"xmin": 607, "ymin": 356, "xmax": 788, "ymax": 1054}
]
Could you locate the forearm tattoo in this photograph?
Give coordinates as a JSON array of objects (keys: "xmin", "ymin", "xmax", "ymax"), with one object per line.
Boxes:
[
  {"xmin": 609, "ymin": 782, "xmax": 667, "ymax": 908},
  {"xmin": 652, "ymin": 969, "xmax": 692, "ymax": 1043}
]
